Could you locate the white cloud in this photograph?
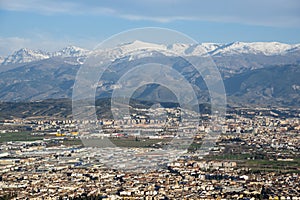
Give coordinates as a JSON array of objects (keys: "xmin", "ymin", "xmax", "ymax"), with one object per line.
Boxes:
[
  {"xmin": 117, "ymin": 0, "xmax": 300, "ymax": 27},
  {"xmin": 0, "ymin": 0, "xmax": 299, "ymax": 27},
  {"xmin": 0, "ymin": 0, "xmax": 115, "ymax": 15}
]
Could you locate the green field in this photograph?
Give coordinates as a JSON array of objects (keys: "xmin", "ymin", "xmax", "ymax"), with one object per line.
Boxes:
[
  {"xmin": 57, "ymin": 137, "xmax": 170, "ymax": 148},
  {"xmin": 109, "ymin": 137, "xmax": 170, "ymax": 148},
  {"xmin": 0, "ymin": 131, "xmax": 44, "ymax": 143},
  {"xmin": 208, "ymin": 153, "xmax": 300, "ymax": 173},
  {"xmin": 0, "ymin": 132, "xmax": 170, "ymax": 148},
  {"xmin": 242, "ymin": 159, "xmax": 300, "ymax": 173},
  {"xmin": 209, "ymin": 153, "xmax": 253, "ymax": 160}
]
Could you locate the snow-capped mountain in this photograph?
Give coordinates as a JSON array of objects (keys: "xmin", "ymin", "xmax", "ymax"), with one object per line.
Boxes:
[
  {"xmin": 1, "ymin": 46, "xmax": 91, "ymax": 65},
  {"xmin": 209, "ymin": 42, "xmax": 300, "ymax": 56},
  {"xmin": 1, "ymin": 48, "xmax": 51, "ymax": 65},
  {"xmin": 52, "ymin": 45, "xmax": 90, "ymax": 58},
  {"xmin": 93, "ymin": 40, "xmax": 300, "ymax": 59},
  {"xmin": 1, "ymin": 41, "xmax": 300, "ymax": 66},
  {"xmin": 166, "ymin": 41, "xmax": 300, "ymax": 56},
  {"xmin": 117, "ymin": 40, "xmax": 165, "ymax": 52}
]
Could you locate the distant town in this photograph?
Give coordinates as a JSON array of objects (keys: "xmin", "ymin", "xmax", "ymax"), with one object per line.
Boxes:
[{"xmin": 0, "ymin": 106, "xmax": 299, "ymax": 199}]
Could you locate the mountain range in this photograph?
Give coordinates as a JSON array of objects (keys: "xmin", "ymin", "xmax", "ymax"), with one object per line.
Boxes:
[
  {"xmin": 0, "ymin": 41, "xmax": 299, "ymax": 107},
  {"xmin": 1, "ymin": 41, "xmax": 300, "ymax": 66}
]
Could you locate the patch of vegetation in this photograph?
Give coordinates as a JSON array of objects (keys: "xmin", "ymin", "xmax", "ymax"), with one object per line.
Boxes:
[
  {"xmin": 209, "ymin": 153, "xmax": 253, "ymax": 160},
  {"xmin": 0, "ymin": 131, "xmax": 44, "ymax": 143},
  {"xmin": 109, "ymin": 137, "xmax": 170, "ymax": 148}
]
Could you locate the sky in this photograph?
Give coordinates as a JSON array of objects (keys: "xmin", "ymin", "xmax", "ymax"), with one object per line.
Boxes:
[{"xmin": 0, "ymin": 0, "xmax": 300, "ymax": 56}]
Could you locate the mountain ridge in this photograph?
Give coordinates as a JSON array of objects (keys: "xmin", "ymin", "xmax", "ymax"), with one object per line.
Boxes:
[
  {"xmin": 1, "ymin": 41, "xmax": 300, "ymax": 65},
  {"xmin": 1, "ymin": 46, "xmax": 90, "ymax": 65}
]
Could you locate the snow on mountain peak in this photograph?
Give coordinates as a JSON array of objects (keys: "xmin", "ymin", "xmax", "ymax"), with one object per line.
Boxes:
[
  {"xmin": 1, "ymin": 46, "xmax": 90, "ymax": 65},
  {"xmin": 92, "ymin": 40, "xmax": 167, "ymax": 61},
  {"xmin": 167, "ymin": 43, "xmax": 191, "ymax": 55},
  {"xmin": 117, "ymin": 40, "xmax": 165, "ymax": 52},
  {"xmin": 53, "ymin": 45, "xmax": 90, "ymax": 57},
  {"xmin": 1, "ymin": 48, "xmax": 50, "ymax": 65},
  {"xmin": 213, "ymin": 41, "xmax": 299, "ymax": 56},
  {"xmin": 1, "ymin": 42, "xmax": 300, "ymax": 65}
]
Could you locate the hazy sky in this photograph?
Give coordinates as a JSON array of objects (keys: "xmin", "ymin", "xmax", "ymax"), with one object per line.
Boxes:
[{"xmin": 0, "ymin": 0, "xmax": 299, "ymax": 56}]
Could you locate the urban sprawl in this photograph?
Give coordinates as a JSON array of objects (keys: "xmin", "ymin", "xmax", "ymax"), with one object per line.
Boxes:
[{"xmin": 0, "ymin": 107, "xmax": 299, "ymax": 199}]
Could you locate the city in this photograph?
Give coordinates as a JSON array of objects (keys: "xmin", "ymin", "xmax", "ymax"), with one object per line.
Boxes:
[{"xmin": 0, "ymin": 106, "xmax": 299, "ymax": 199}]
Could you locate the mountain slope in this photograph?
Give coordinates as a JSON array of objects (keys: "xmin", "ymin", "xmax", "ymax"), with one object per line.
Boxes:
[
  {"xmin": 225, "ymin": 64, "xmax": 300, "ymax": 106},
  {"xmin": 0, "ymin": 58, "xmax": 79, "ymax": 101},
  {"xmin": 0, "ymin": 41, "xmax": 299, "ymax": 106}
]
